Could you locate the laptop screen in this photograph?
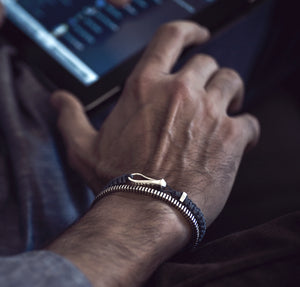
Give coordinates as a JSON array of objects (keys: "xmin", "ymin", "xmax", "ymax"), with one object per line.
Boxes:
[{"xmin": 3, "ymin": 0, "xmax": 217, "ymax": 86}]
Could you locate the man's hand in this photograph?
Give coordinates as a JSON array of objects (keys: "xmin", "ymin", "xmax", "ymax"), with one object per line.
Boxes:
[
  {"xmin": 50, "ymin": 21, "xmax": 260, "ymax": 287},
  {"xmin": 52, "ymin": 21, "xmax": 259, "ymax": 227}
]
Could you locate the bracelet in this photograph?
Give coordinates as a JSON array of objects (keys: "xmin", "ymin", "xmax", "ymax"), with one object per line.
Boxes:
[{"xmin": 94, "ymin": 173, "xmax": 206, "ymax": 249}]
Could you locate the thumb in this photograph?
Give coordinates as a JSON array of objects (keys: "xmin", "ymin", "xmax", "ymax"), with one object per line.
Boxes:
[{"xmin": 51, "ymin": 91, "xmax": 98, "ymax": 172}]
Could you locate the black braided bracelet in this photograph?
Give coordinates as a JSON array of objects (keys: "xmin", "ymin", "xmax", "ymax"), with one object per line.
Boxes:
[{"xmin": 94, "ymin": 173, "xmax": 206, "ymax": 249}]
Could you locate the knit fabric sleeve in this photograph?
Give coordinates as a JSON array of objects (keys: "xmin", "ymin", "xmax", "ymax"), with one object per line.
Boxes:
[{"xmin": 0, "ymin": 250, "xmax": 92, "ymax": 287}]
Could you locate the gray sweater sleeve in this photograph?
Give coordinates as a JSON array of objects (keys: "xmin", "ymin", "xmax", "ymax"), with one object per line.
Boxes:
[{"xmin": 0, "ymin": 250, "xmax": 92, "ymax": 287}]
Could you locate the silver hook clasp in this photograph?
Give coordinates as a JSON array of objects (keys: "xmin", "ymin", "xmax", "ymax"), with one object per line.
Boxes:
[{"xmin": 128, "ymin": 173, "xmax": 167, "ymax": 187}]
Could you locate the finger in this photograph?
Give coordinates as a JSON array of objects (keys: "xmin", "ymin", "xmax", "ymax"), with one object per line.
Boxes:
[
  {"xmin": 233, "ymin": 113, "xmax": 260, "ymax": 152},
  {"xmin": 176, "ymin": 54, "xmax": 219, "ymax": 88},
  {"xmin": 51, "ymin": 91, "xmax": 98, "ymax": 160},
  {"xmin": 206, "ymin": 68, "xmax": 244, "ymax": 114},
  {"xmin": 132, "ymin": 21, "xmax": 210, "ymax": 76}
]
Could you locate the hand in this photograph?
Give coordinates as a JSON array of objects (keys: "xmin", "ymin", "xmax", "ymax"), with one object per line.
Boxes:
[
  {"xmin": 50, "ymin": 21, "xmax": 260, "ymax": 287},
  {"xmin": 52, "ymin": 21, "xmax": 260, "ymax": 227}
]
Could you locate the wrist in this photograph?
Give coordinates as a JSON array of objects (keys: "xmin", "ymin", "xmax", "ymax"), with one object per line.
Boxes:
[
  {"xmin": 95, "ymin": 173, "xmax": 206, "ymax": 248},
  {"xmin": 48, "ymin": 192, "xmax": 191, "ymax": 287}
]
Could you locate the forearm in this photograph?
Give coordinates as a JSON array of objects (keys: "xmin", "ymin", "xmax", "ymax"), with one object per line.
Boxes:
[{"xmin": 48, "ymin": 193, "xmax": 191, "ymax": 287}]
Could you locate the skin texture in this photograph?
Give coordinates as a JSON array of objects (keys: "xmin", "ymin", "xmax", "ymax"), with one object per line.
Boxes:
[
  {"xmin": 51, "ymin": 21, "xmax": 259, "ymax": 227},
  {"xmin": 0, "ymin": 6, "xmax": 260, "ymax": 287},
  {"xmin": 49, "ymin": 21, "xmax": 260, "ymax": 287}
]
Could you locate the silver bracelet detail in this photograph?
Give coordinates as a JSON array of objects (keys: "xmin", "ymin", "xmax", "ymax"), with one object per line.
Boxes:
[{"xmin": 94, "ymin": 173, "xmax": 206, "ymax": 249}]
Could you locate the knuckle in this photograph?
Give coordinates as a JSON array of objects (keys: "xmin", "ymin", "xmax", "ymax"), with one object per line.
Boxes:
[
  {"xmin": 204, "ymin": 98, "xmax": 222, "ymax": 120},
  {"xmin": 201, "ymin": 91, "xmax": 223, "ymax": 119},
  {"xmin": 207, "ymin": 88, "xmax": 222, "ymax": 103},
  {"xmin": 208, "ymin": 68, "xmax": 244, "ymax": 97},
  {"xmin": 221, "ymin": 68, "xmax": 239, "ymax": 78},
  {"xmin": 230, "ymin": 114, "xmax": 260, "ymax": 145},
  {"xmin": 219, "ymin": 118, "xmax": 241, "ymax": 144},
  {"xmin": 148, "ymin": 51, "xmax": 165, "ymax": 64},
  {"xmin": 159, "ymin": 22, "xmax": 185, "ymax": 40},
  {"xmin": 125, "ymin": 72, "xmax": 153, "ymax": 101},
  {"xmin": 220, "ymin": 68, "xmax": 243, "ymax": 86},
  {"xmin": 244, "ymin": 114, "xmax": 260, "ymax": 138},
  {"xmin": 171, "ymin": 76, "xmax": 192, "ymax": 101},
  {"xmin": 228, "ymin": 119, "xmax": 242, "ymax": 138},
  {"xmin": 194, "ymin": 54, "xmax": 218, "ymax": 69}
]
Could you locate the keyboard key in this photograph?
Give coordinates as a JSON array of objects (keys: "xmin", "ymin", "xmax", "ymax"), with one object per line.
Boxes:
[
  {"xmin": 70, "ymin": 22, "xmax": 96, "ymax": 44},
  {"xmin": 52, "ymin": 24, "xmax": 69, "ymax": 38},
  {"xmin": 94, "ymin": 11, "xmax": 119, "ymax": 32},
  {"xmin": 95, "ymin": 0, "xmax": 107, "ymax": 9},
  {"xmin": 133, "ymin": 0, "xmax": 149, "ymax": 9},
  {"xmin": 152, "ymin": 0, "xmax": 163, "ymax": 4},
  {"xmin": 83, "ymin": 17, "xmax": 103, "ymax": 34},
  {"xmin": 83, "ymin": 6, "xmax": 98, "ymax": 16},
  {"xmin": 172, "ymin": 0, "xmax": 196, "ymax": 14},
  {"xmin": 123, "ymin": 4, "xmax": 138, "ymax": 16},
  {"xmin": 63, "ymin": 32, "xmax": 85, "ymax": 51},
  {"xmin": 68, "ymin": 17, "xmax": 79, "ymax": 26},
  {"xmin": 105, "ymin": 4, "xmax": 124, "ymax": 21}
]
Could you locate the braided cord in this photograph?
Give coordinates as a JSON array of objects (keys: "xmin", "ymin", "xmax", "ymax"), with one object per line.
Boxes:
[{"xmin": 94, "ymin": 174, "xmax": 206, "ymax": 248}]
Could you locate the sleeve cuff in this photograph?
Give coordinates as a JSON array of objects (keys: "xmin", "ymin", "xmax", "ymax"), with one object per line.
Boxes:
[{"xmin": 0, "ymin": 250, "xmax": 92, "ymax": 287}]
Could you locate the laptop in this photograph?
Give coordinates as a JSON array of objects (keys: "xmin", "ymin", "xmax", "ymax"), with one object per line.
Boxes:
[{"xmin": 1, "ymin": 0, "xmax": 264, "ymax": 110}]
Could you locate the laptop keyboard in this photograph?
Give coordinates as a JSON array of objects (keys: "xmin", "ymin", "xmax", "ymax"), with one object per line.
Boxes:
[{"xmin": 52, "ymin": 0, "xmax": 164, "ymax": 51}]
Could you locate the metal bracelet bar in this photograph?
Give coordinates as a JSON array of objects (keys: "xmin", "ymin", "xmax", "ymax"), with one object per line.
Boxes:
[{"xmin": 94, "ymin": 184, "xmax": 201, "ymax": 248}]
